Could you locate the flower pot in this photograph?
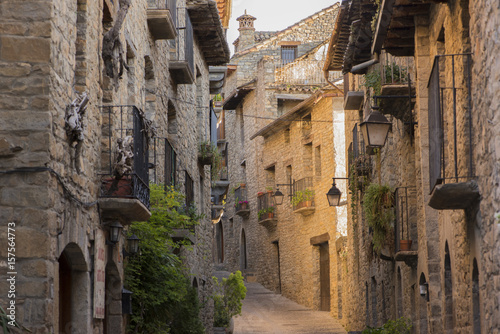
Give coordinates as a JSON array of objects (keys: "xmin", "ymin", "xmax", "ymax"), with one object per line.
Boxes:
[
  {"xmin": 102, "ymin": 177, "xmax": 132, "ymax": 197},
  {"xmin": 399, "ymin": 240, "xmax": 412, "ymax": 251},
  {"xmin": 297, "ymin": 200, "xmax": 312, "ymax": 209},
  {"xmin": 257, "ymin": 192, "xmax": 264, "ymax": 196},
  {"xmin": 267, "ymin": 212, "xmax": 274, "ymax": 219},
  {"xmin": 240, "ymin": 203, "xmax": 248, "ymax": 210},
  {"xmin": 240, "ymin": 183, "xmax": 246, "ymax": 188}
]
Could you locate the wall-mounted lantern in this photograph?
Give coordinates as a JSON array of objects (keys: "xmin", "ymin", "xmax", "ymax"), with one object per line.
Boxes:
[
  {"xmin": 108, "ymin": 221, "xmax": 123, "ymax": 244},
  {"xmin": 326, "ymin": 177, "xmax": 348, "ymax": 207},
  {"xmin": 359, "ymin": 106, "xmax": 391, "ymax": 149},
  {"xmin": 125, "ymin": 234, "xmax": 140, "ymax": 256},
  {"xmin": 419, "ymin": 282, "xmax": 429, "ymax": 301},
  {"xmin": 273, "ymin": 177, "xmax": 294, "ymax": 206}
]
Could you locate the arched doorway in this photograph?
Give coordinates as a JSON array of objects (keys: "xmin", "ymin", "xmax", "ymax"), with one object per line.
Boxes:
[
  {"xmin": 418, "ymin": 273, "xmax": 428, "ymax": 334},
  {"xmin": 472, "ymin": 258, "xmax": 480, "ymax": 334},
  {"xmin": 444, "ymin": 242, "xmax": 454, "ymax": 333},
  {"xmin": 216, "ymin": 222, "xmax": 224, "ymax": 263},
  {"xmin": 104, "ymin": 261, "xmax": 122, "ymax": 334},
  {"xmin": 240, "ymin": 229, "xmax": 247, "ymax": 270},
  {"xmin": 58, "ymin": 243, "xmax": 90, "ymax": 334}
]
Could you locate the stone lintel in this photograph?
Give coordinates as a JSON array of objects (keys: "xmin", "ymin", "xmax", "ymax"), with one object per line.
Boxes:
[{"xmin": 310, "ymin": 233, "xmax": 330, "ymax": 246}]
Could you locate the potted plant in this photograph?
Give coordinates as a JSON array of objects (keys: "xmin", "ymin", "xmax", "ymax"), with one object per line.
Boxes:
[
  {"xmin": 212, "ymin": 271, "xmax": 247, "ymax": 334},
  {"xmin": 291, "ymin": 189, "xmax": 315, "ymax": 209},
  {"xmin": 266, "ymin": 206, "xmax": 275, "ymax": 219},
  {"xmin": 362, "ymin": 316, "xmax": 412, "ymax": 333},
  {"xmin": 265, "ymin": 186, "xmax": 274, "ymax": 194},
  {"xmin": 363, "ymin": 183, "xmax": 394, "ymax": 254},
  {"xmin": 198, "ymin": 141, "xmax": 214, "ymax": 165},
  {"xmin": 257, "ymin": 191, "xmax": 264, "ymax": 197},
  {"xmin": 239, "ymin": 200, "xmax": 248, "ymax": 210}
]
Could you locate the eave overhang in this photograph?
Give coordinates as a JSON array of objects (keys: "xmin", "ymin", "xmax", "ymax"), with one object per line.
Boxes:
[
  {"xmin": 250, "ymin": 90, "xmax": 341, "ymax": 140},
  {"xmin": 222, "ymin": 79, "xmax": 256, "ymax": 110},
  {"xmin": 187, "ymin": 0, "xmax": 230, "ymax": 65}
]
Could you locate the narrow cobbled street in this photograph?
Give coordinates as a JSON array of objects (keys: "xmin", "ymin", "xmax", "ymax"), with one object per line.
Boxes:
[{"xmin": 234, "ymin": 283, "xmax": 347, "ymax": 334}]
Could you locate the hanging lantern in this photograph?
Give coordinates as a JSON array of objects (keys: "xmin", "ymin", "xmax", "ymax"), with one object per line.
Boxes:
[{"xmin": 359, "ymin": 106, "xmax": 391, "ymax": 149}]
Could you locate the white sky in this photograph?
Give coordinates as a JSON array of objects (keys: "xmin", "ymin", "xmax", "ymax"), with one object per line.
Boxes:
[{"xmin": 227, "ymin": 0, "xmax": 341, "ymax": 55}]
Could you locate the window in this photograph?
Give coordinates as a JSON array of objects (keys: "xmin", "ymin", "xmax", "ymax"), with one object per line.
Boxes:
[
  {"xmin": 165, "ymin": 138, "xmax": 176, "ymax": 187},
  {"xmin": 185, "ymin": 171, "xmax": 194, "ymax": 207},
  {"xmin": 281, "ymin": 45, "xmax": 297, "ymax": 65}
]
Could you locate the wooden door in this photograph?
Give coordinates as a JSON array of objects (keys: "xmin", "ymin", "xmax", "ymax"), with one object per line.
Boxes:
[{"xmin": 319, "ymin": 243, "xmax": 330, "ymax": 311}]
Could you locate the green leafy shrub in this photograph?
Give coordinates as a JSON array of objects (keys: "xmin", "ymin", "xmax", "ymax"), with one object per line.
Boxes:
[
  {"xmin": 362, "ymin": 317, "xmax": 412, "ymax": 333},
  {"xmin": 212, "ymin": 271, "xmax": 247, "ymax": 328},
  {"xmin": 363, "ymin": 183, "xmax": 394, "ymax": 254},
  {"xmin": 125, "ymin": 184, "xmax": 204, "ymax": 334}
]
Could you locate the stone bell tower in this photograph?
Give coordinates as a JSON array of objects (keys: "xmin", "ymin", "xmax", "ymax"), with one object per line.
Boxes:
[{"xmin": 235, "ymin": 10, "xmax": 256, "ymax": 52}]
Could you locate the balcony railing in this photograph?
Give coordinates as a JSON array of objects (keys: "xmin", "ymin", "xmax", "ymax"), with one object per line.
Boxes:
[
  {"xmin": 273, "ymin": 60, "xmax": 342, "ymax": 86},
  {"xmin": 379, "ymin": 51, "xmax": 415, "ymax": 86},
  {"xmin": 428, "ymin": 54, "xmax": 474, "ymax": 189},
  {"xmin": 394, "ymin": 187, "xmax": 417, "ymax": 252},
  {"xmin": 258, "ymin": 192, "xmax": 276, "ymax": 222},
  {"xmin": 427, "ymin": 53, "xmax": 479, "ymax": 209},
  {"xmin": 235, "ymin": 185, "xmax": 249, "ymax": 217},
  {"xmin": 99, "ymin": 105, "xmax": 150, "ymax": 210},
  {"xmin": 292, "ymin": 177, "xmax": 315, "ymax": 212},
  {"xmin": 169, "ymin": 9, "xmax": 194, "ymax": 84},
  {"xmin": 150, "ymin": 137, "xmax": 177, "ymax": 187}
]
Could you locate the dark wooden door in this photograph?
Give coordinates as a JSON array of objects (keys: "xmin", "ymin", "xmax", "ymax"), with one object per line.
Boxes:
[
  {"xmin": 59, "ymin": 253, "xmax": 72, "ymax": 333},
  {"xmin": 319, "ymin": 243, "xmax": 330, "ymax": 311}
]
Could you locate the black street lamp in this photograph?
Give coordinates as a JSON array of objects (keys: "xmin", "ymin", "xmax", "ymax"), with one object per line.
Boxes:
[
  {"xmin": 326, "ymin": 177, "xmax": 348, "ymax": 207},
  {"xmin": 108, "ymin": 221, "xmax": 124, "ymax": 244},
  {"xmin": 273, "ymin": 188, "xmax": 285, "ymax": 206},
  {"xmin": 127, "ymin": 234, "xmax": 140, "ymax": 255},
  {"xmin": 359, "ymin": 106, "xmax": 391, "ymax": 149}
]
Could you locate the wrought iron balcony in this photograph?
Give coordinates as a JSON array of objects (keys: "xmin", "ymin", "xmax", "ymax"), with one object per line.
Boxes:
[
  {"xmin": 257, "ymin": 191, "xmax": 277, "ymax": 224},
  {"xmin": 292, "ymin": 177, "xmax": 315, "ymax": 215},
  {"xmin": 169, "ymin": 9, "xmax": 195, "ymax": 84},
  {"xmin": 150, "ymin": 137, "xmax": 177, "ymax": 188},
  {"xmin": 99, "ymin": 105, "xmax": 151, "ymax": 223},
  {"xmin": 147, "ymin": 0, "xmax": 177, "ymax": 40},
  {"xmin": 394, "ymin": 187, "xmax": 418, "ymax": 267},
  {"xmin": 273, "ymin": 60, "xmax": 342, "ymax": 87},
  {"xmin": 427, "ymin": 53, "xmax": 480, "ymax": 210},
  {"xmin": 235, "ymin": 185, "xmax": 249, "ymax": 218}
]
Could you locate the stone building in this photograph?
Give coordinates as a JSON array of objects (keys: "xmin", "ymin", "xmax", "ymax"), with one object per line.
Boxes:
[
  {"xmin": 0, "ymin": 0, "xmax": 229, "ymax": 332},
  {"xmin": 217, "ymin": 4, "xmax": 349, "ymax": 315},
  {"xmin": 324, "ymin": 0, "xmax": 500, "ymax": 332}
]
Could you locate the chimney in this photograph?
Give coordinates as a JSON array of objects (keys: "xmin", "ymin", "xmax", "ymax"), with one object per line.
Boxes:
[{"xmin": 236, "ymin": 10, "xmax": 256, "ymax": 51}]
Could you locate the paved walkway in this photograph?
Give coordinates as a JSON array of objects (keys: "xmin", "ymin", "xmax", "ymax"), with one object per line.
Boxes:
[{"xmin": 234, "ymin": 282, "xmax": 347, "ymax": 334}]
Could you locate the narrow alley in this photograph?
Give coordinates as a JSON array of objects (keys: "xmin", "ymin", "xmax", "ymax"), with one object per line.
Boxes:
[{"xmin": 234, "ymin": 283, "xmax": 347, "ymax": 334}]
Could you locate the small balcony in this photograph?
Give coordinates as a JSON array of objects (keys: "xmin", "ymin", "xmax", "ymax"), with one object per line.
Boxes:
[
  {"xmin": 273, "ymin": 59, "xmax": 342, "ymax": 87},
  {"xmin": 150, "ymin": 137, "xmax": 177, "ymax": 187},
  {"xmin": 394, "ymin": 187, "xmax": 418, "ymax": 267},
  {"xmin": 147, "ymin": 0, "xmax": 177, "ymax": 40},
  {"xmin": 257, "ymin": 191, "xmax": 277, "ymax": 225},
  {"xmin": 427, "ymin": 54, "xmax": 480, "ymax": 210},
  {"xmin": 234, "ymin": 185, "xmax": 249, "ymax": 218},
  {"xmin": 169, "ymin": 10, "xmax": 195, "ymax": 84},
  {"xmin": 99, "ymin": 106, "xmax": 151, "ymax": 223},
  {"xmin": 292, "ymin": 177, "xmax": 315, "ymax": 215}
]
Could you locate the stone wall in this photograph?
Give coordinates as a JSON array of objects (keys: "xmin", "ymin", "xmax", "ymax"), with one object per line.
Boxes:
[
  {"xmin": 0, "ymin": 0, "xmax": 220, "ymax": 332},
  {"xmin": 339, "ymin": 0, "xmax": 500, "ymax": 332}
]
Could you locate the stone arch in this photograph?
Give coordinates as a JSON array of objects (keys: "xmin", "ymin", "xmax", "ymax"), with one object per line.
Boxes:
[
  {"xmin": 240, "ymin": 228, "xmax": 247, "ymax": 270},
  {"xmin": 418, "ymin": 273, "xmax": 428, "ymax": 334},
  {"xmin": 144, "ymin": 55, "xmax": 156, "ymax": 120},
  {"xmin": 104, "ymin": 260, "xmax": 122, "ymax": 334},
  {"xmin": 193, "ymin": 277, "xmax": 198, "ymax": 289},
  {"xmin": 58, "ymin": 242, "xmax": 91, "ymax": 334},
  {"xmin": 472, "ymin": 258, "xmax": 480, "ymax": 334},
  {"xmin": 444, "ymin": 242, "xmax": 454, "ymax": 333}
]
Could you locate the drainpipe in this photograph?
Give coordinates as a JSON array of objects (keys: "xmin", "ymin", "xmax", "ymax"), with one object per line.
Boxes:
[
  {"xmin": 323, "ymin": 70, "xmax": 344, "ymax": 96},
  {"xmin": 350, "ymin": 52, "xmax": 380, "ymax": 74}
]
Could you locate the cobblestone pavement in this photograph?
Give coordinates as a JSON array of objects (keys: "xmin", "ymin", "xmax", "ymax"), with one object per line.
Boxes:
[{"xmin": 234, "ymin": 282, "xmax": 347, "ymax": 334}]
